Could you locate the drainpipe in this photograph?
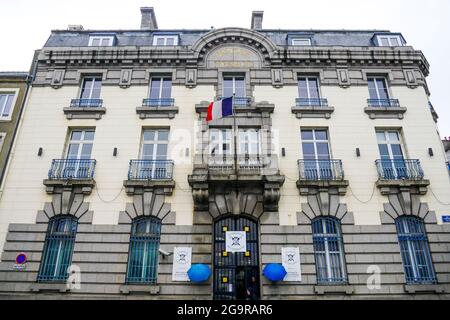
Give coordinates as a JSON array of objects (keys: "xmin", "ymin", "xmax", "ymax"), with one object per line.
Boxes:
[{"xmin": 0, "ymin": 50, "xmax": 39, "ymax": 200}]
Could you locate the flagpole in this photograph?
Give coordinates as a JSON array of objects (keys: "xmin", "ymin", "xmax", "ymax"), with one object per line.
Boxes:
[{"xmin": 232, "ymin": 94, "xmax": 239, "ymax": 199}]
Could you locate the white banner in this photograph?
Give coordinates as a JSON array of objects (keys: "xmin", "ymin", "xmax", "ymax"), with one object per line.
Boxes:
[
  {"xmin": 172, "ymin": 247, "xmax": 192, "ymax": 281},
  {"xmin": 282, "ymin": 247, "xmax": 302, "ymax": 282},
  {"xmin": 225, "ymin": 231, "xmax": 247, "ymax": 253}
]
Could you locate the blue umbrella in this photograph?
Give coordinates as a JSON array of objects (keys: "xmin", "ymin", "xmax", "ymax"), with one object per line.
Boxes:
[
  {"xmin": 263, "ymin": 263, "xmax": 287, "ymax": 282},
  {"xmin": 187, "ymin": 264, "xmax": 211, "ymax": 283}
]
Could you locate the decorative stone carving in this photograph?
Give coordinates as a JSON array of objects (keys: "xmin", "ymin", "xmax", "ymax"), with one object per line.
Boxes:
[
  {"xmin": 119, "ymin": 69, "xmax": 132, "ymax": 88},
  {"xmin": 63, "ymin": 106, "xmax": 106, "ymax": 120},
  {"xmin": 364, "ymin": 106, "xmax": 407, "ymax": 119},
  {"xmin": 291, "ymin": 105, "xmax": 335, "ymax": 119},
  {"xmin": 36, "ymin": 184, "xmax": 93, "ymax": 224},
  {"xmin": 337, "ymin": 69, "xmax": 350, "ymax": 88},
  {"xmin": 136, "ymin": 105, "xmax": 179, "ymax": 119},
  {"xmin": 271, "ymin": 69, "xmax": 283, "ymax": 87},
  {"xmin": 300, "ymin": 189, "xmax": 349, "ymax": 221},
  {"xmin": 51, "ymin": 69, "xmax": 65, "ymax": 89},
  {"xmin": 185, "ymin": 69, "xmax": 197, "ymax": 87},
  {"xmin": 379, "ymin": 191, "xmax": 437, "ymax": 224}
]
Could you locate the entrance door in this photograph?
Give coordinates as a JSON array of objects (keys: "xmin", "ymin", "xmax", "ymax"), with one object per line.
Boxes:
[{"xmin": 213, "ymin": 216, "xmax": 260, "ymax": 300}]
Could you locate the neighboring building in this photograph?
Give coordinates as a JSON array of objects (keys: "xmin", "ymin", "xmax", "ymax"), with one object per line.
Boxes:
[
  {"xmin": 443, "ymin": 139, "xmax": 450, "ymax": 169},
  {"xmin": 0, "ymin": 72, "xmax": 30, "ymax": 194},
  {"xmin": 0, "ymin": 7, "xmax": 449, "ymax": 299}
]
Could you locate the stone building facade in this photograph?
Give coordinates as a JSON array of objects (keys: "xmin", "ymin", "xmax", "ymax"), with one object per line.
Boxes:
[
  {"xmin": 0, "ymin": 8, "xmax": 449, "ymax": 299},
  {"xmin": 0, "ymin": 71, "xmax": 31, "ymax": 193}
]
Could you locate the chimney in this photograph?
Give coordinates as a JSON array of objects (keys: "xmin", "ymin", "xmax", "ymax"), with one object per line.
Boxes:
[
  {"xmin": 251, "ymin": 11, "xmax": 264, "ymax": 30},
  {"xmin": 140, "ymin": 7, "xmax": 158, "ymax": 30}
]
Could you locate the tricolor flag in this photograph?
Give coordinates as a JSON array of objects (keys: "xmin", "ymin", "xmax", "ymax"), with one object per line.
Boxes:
[{"xmin": 206, "ymin": 97, "xmax": 233, "ymax": 122}]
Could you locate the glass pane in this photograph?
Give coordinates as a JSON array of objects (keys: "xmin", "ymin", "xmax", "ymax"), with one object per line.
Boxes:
[
  {"xmin": 156, "ymin": 38, "xmax": 165, "ymax": 45},
  {"xmin": 301, "ymin": 130, "xmax": 313, "ymax": 140},
  {"xmin": 376, "ymin": 131, "xmax": 386, "ymax": 142},
  {"xmin": 71, "ymin": 131, "xmax": 82, "ymax": 141},
  {"xmin": 83, "ymin": 131, "xmax": 95, "ymax": 141},
  {"xmin": 92, "ymin": 38, "xmax": 100, "ymax": 46},
  {"xmin": 234, "ymin": 78, "xmax": 246, "ymax": 97},
  {"xmin": 142, "ymin": 144, "xmax": 154, "ymax": 158},
  {"xmin": 166, "ymin": 38, "xmax": 174, "ymax": 45},
  {"xmin": 314, "ymin": 130, "xmax": 328, "ymax": 140},
  {"xmin": 67, "ymin": 144, "xmax": 79, "ymax": 158},
  {"xmin": 101, "ymin": 38, "xmax": 110, "ymax": 46},
  {"xmin": 223, "ymin": 78, "xmax": 234, "ymax": 97},
  {"xmin": 155, "ymin": 144, "xmax": 168, "ymax": 159},
  {"xmin": 157, "ymin": 130, "xmax": 169, "ymax": 141},
  {"xmin": 368, "ymin": 79, "xmax": 379, "ymax": 100},
  {"xmin": 376, "ymin": 79, "xmax": 389, "ymax": 99},
  {"xmin": 161, "ymin": 79, "xmax": 172, "ymax": 99},
  {"xmin": 388, "ymin": 131, "xmax": 400, "ymax": 142},
  {"xmin": 298, "ymin": 79, "xmax": 308, "ymax": 99},
  {"xmin": 380, "ymin": 37, "xmax": 390, "ymax": 46},
  {"xmin": 80, "ymin": 79, "xmax": 93, "ymax": 99},
  {"xmin": 150, "ymin": 79, "xmax": 162, "ymax": 99},
  {"xmin": 308, "ymin": 78, "xmax": 320, "ymax": 99},
  {"xmin": 143, "ymin": 130, "xmax": 155, "ymax": 141},
  {"xmin": 390, "ymin": 37, "xmax": 399, "ymax": 46},
  {"xmin": 1, "ymin": 95, "xmax": 13, "ymax": 117},
  {"xmin": 302, "ymin": 143, "xmax": 315, "ymax": 157},
  {"xmin": 316, "ymin": 143, "xmax": 330, "ymax": 157},
  {"xmin": 391, "ymin": 144, "xmax": 404, "ymax": 158},
  {"xmin": 0, "ymin": 95, "xmax": 6, "ymax": 114},
  {"xmin": 80, "ymin": 144, "xmax": 93, "ymax": 158},
  {"xmin": 91, "ymin": 79, "xmax": 102, "ymax": 99},
  {"xmin": 378, "ymin": 144, "xmax": 390, "ymax": 158}
]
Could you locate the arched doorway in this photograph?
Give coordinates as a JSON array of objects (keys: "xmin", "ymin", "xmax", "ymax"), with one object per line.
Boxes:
[{"xmin": 213, "ymin": 215, "xmax": 260, "ymax": 300}]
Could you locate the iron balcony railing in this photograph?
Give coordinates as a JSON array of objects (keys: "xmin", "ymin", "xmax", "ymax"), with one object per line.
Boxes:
[
  {"xmin": 367, "ymin": 99, "xmax": 400, "ymax": 108},
  {"xmin": 48, "ymin": 159, "xmax": 96, "ymax": 180},
  {"xmin": 128, "ymin": 159, "xmax": 174, "ymax": 180},
  {"xmin": 298, "ymin": 159, "xmax": 345, "ymax": 181},
  {"xmin": 296, "ymin": 98, "xmax": 329, "ymax": 107},
  {"xmin": 207, "ymin": 155, "xmax": 264, "ymax": 172},
  {"xmin": 70, "ymin": 98, "xmax": 103, "ymax": 108},
  {"xmin": 142, "ymin": 98, "xmax": 175, "ymax": 107},
  {"xmin": 375, "ymin": 159, "xmax": 424, "ymax": 180},
  {"xmin": 218, "ymin": 96, "xmax": 251, "ymax": 107}
]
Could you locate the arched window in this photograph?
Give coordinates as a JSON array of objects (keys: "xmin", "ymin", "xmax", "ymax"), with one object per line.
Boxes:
[
  {"xmin": 38, "ymin": 216, "xmax": 78, "ymax": 281},
  {"xmin": 126, "ymin": 216, "xmax": 161, "ymax": 284},
  {"xmin": 395, "ymin": 216, "xmax": 436, "ymax": 284},
  {"xmin": 312, "ymin": 216, "xmax": 347, "ymax": 284}
]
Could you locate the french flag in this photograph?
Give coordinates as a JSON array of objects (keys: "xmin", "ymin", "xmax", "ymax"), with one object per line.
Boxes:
[{"xmin": 206, "ymin": 97, "xmax": 233, "ymax": 122}]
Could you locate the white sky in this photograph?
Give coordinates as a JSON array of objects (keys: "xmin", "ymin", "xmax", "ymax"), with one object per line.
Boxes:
[{"xmin": 0, "ymin": 0, "xmax": 449, "ymax": 136}]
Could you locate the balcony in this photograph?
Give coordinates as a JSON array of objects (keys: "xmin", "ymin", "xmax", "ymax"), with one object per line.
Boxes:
[
  {"xmin": 364, "ymin": 99, "xmax": 406, "ymax": 119},
  {"xmin": 43, "ymin": 159, "xmax": 96, "ymax": 194},
  {"xmin": 296, "ymin": 159, "xmax": 348, "ymax": 195},
  {"xmin": 136, "ymin": 98, "xmax": 178, "ymax": 119},
  {"xmin": 63, "ymin": 98, "xmax": 106, "ymax": 119},
  {"xmin": 124, "ymin": 159, "xmax": 175, "ymax": 195},
  {"xmin": 292, "ymin": 98, "xmax": 334, "ymax": 119},
  {"xmin": 375, "ymin": 159, "xmax": 429, "ymax": 194},
  {"xmin": 127, "ymin": 160, "xmax": 174, "ymax": 180},
  {"xmin": 207, "ymin": 155, "xmax": 264, "ymax": 175}
]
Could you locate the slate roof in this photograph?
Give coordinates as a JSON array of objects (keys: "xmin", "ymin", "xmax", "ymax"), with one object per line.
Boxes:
[{"xmin": 43, "ymin": 29, "xmax": 406, "ymax": 48}]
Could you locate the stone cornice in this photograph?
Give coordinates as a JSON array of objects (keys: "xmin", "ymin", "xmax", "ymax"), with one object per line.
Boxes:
[{"xmin": 38, "ymin": 45, "xmax": 429, "ymax": 75}]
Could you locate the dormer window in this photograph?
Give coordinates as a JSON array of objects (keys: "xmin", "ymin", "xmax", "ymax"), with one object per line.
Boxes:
[
  {"xmin": 375, "ymin": 35, "xmax": 404, "ymax": 47},
  {"xmin": 88, "ymin": 35, "xmax": 115, "ymax": 47},
  {"xmin": 291, "ymin": 38, "xmax": 312, "ymax": 46},
  {"xmin": 153, "ymin": 35, "xmax": 179, "ymax": 46}
]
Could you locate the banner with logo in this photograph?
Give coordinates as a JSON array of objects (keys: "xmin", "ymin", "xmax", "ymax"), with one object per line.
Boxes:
[
  {"xmin": 172, "ymin": 247, "xmax": 192, "ymax": 281},
  {"xmin": 281, "ymin": 247, "xmax": 302, "ymax": 282},
  {"xmin": 225, "ymin": 231, "xmax": 247, "ymax": 253}
]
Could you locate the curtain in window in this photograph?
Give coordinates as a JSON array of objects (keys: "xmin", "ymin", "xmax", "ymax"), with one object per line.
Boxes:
[
  {"xmin": 312, "ymin": 217, "xmax": 347, "ymax": 284},
  {"xmin": 126, "ymin": 217, "xmax": 161, "ymax": 284},
  {"xmin": 38, "ymin": 216, "xmax": 78, "ymax": 282},
  {"xmin": 395, "ymin": 216, "xmax": 436, "ymax": 284}
]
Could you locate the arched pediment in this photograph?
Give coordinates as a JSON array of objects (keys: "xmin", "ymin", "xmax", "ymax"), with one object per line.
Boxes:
[
  {"xmin": 191, "ymin": 28, "xmax": 278, "ymax": 66},
  {"xmin": 206, "ymin": 44, "xmax": 262, "ymax": 69}
]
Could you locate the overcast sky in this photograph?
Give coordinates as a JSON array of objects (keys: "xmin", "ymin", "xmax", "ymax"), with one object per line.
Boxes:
[{"xmin": 0, "ymin": 0, "xmax": 448, "ymax": 137}]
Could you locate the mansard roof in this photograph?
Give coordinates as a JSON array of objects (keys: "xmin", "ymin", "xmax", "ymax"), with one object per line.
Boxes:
[{"xmin": 44, "ymin": 27, "xmax": 403, "ymax": 48}]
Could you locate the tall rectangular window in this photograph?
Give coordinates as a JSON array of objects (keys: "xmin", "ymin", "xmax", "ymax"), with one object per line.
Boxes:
[
  {"xmin": 238, "ymin": 128, "xmax": 261, "ymax": 156},
  {"xmin": 0, "ymin": 93, "xmax": 15, "ymax": 119},
  {"xmin": 368, "ymin": 77, "xmax": 390, "ymax": 100},
  {"xmin": 301, "ymin": 129, "xmax": 332, "ymax": 180},
  {"xmin": 80, "ymin": 77, "xmax": 102, "ymax": 100},
  {"xmin": 210, "ymin": 128, "xmax": 232, "ymax": 157},
  {"xmin": 149, "ymin": 77, "xmax": 172, "ymax": 100},
  {"xmin": 38, "ymin": 216, "xmax": 78, "ymax": 282},
  {"xmin": 298, "ymin": 77, "xmax": 320, "ymax": 100},
  {"xmin": 376, "ymin": 130, "xmax": 408, "ymax": 179},
  {"xmin": 138, "ymin": 129, "xmax": 170, "ymax": 179},
  {"xmin": 396, "ymin": 216, "xmax": 436, "ymax": 284},
  {"xmin": 223, "ymin": 75, "xmax": 246, "ymax": 98},
  {"xmin": 126, "ymin": 217, "xmax": 161, "ymax": 284},
  {"xmin": 312, "ymin": 217, "xmax": 347, "ymax": 284},
  {"xmin": 66, "ymin": 129, "xmax": 95, "ymax": 160}
]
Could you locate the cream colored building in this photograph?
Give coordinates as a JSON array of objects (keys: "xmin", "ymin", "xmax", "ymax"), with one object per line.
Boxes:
[{"xmin": 0, "ymin": 8, "xmax": 449, "ymax": 299}]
